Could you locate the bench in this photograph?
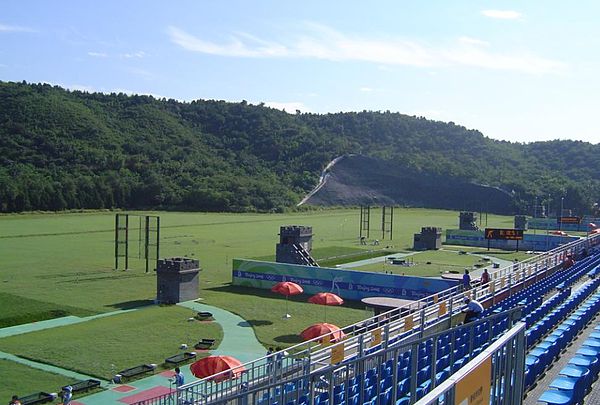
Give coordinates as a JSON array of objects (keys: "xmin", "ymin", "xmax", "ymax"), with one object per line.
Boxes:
[
  {"xmin": 116, "ymin": 364, "xmax": 156, "ymax": 380},
  {"xmin": 165, "ymin": 351, "xmax": 197, "ymax": 365},
  {"xmin": 19, "ymin": 392, "xmax": 54, "ymax": 405},
  {"xmin": 196, "ymin": 311, "xmax": 214, "ymax": 320},
  {"xmin": 195, "ymin": 338, "xmax": 216, "ymax": 350},
  {"xmin": 61, "ymin": 379, "xmax": 101, "ymax": 393}
]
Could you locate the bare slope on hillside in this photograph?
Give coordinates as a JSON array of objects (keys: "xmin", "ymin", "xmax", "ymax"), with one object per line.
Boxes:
[{"xmin": 300, "ymin": 155, "xmax": 516, "ymax": 214}]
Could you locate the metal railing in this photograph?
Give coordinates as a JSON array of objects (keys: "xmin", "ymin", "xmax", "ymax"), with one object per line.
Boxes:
[
  {"xmin": 134, "ymin": 233, "xmax": 600, "ymax": 405},
  {"xmin": 416, "ymin": 322, "xmax": 527, "ymax": 405},
  {"xmin": 178, "ymin": 308, "xmax": 523, "ymax": 405}
]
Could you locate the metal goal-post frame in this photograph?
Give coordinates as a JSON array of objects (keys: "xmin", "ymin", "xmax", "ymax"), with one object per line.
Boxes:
[{"xmin": 114, "ymin": 213, "xmax": 160, "ymax": 272}]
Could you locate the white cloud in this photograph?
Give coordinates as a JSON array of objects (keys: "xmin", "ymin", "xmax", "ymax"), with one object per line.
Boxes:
[
  {"xmin": 122, "ymin": 51, "xmax": 146, "ymax": 59},
  {"xmin": 0, "ymin": 23, "xmax": 35, "ymax": 33},
  {"xmin": 168, "ymin": 26, "xmax": 287, "ymax": 57},
  {"xmin": 167, "ymin": 23, "xmax": 564, "ymax": 75},
  {"xmin": 88, "ymin": 51, "xmax": 108, "ymax": 58},
  {"xmin": 481, "ymin": 10, "xmax": 522, "ymax": 20},
  {"xmin": 265, "ymin": 101, "xmax": 309, "ymax": 113},
  {"xmin": 360, "ymin": 87, "xmax": 374, "ymax": 92}
]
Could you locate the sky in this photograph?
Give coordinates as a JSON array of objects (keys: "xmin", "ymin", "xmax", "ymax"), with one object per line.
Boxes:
[{"xmin": 1, "ymin": 1, "xmax": 599, "ymax": 144}]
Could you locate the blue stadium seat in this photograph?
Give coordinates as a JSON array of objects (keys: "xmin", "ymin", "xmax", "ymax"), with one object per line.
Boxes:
[{"xmin": 549, "ymin": 375, "xmax": 585, "ymax": 404}]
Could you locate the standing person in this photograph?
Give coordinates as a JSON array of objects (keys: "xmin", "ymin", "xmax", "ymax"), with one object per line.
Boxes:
[
  {"xmin": 462, "ymin": 297, "xmax": 484, "ymax": 323},
  {"xmin": 266, "ymin": 347, "xmax": 274, "ymax": 372},
  {"xmin": 9, "ymin": 396, "xmax": 21, "ymax": 405},
  {"xmin": 462, "ymin": 269, "xmax": 472, "ymax": 290},
  {"xmin": 480, "ymin": 269, "xmax": 490, "ymax": 285},
  {"xmin": 174, "ymin": 367, "xmax": 185, "ymax": 387},
  {"xmin": 62, "ymin": 386, "xmax": 73, "ymax": 405}
]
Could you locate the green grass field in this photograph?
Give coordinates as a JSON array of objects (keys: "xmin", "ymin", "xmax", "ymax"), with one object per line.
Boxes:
[
  {"xmin": 0, "ymin": 292, "xmax": 95, "ymax": 328},
  {"xmin": 1, "ymin": 359, "xmax": 81, "ymax": 401},
  {"xmin": 0, "ymin": 306, "xmax": 222, "ymax": 380},
  {"xmin": 352, "ymin": 249, "xmax": 482, "ymax": 276},
  {"xmin": 0, "ymin": 207, "xmax": 518, "ymax": 396}
]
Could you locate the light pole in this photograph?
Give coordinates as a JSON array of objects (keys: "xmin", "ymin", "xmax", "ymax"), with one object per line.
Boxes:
[
  {"xmin": 559, "ymin": 197, "xmax": 564, "ymax": 231},
  {"xmin": 533, "ymin": 196, "xmax": 538, "ymax": 235}
]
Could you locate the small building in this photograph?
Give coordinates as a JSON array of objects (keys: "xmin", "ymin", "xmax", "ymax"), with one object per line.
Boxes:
[
  {"xmin": 275, "ymin": 225, "xmax": 318, "ymax": 266},
  {"xmin": 514, "ymin": 215, "xmax": 528, "ymax": 230},
  {"xmin": 459, "ymin": 212, "xmax": 479, "ymax": 231},
  {"xmin": 156, "ymin": 257, "xmax": 200, "ymax": 304},
  {"xmin": 413, "ymin": 227, "xmax": 442, "ymax": 251}
]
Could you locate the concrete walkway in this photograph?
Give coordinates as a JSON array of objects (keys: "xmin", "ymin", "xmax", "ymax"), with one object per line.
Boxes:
[{"xmin": 465, "ymin": 252, "xmax": 513, "ymax": 279}]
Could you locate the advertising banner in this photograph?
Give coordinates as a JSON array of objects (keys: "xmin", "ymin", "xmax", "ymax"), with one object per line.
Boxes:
[{"xmin": 232, "ymin": 259, "xmax": 458, "ymax": 301}]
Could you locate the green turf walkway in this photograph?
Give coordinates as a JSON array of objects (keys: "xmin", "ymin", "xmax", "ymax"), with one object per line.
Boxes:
[
  {"xmin": 0, "ymin": 309, "xmax": 139, "ymax": 339},
  {"xmin": 74, "ymin": 300, "xmax": 266, "ymax": 404},
  {"xmin": 0, "ymin": 351, "xmax": 109, "ymax": 385},
  {"xmin": 0, "ymin": 310, "xmax": 142, "ymax": 388}
]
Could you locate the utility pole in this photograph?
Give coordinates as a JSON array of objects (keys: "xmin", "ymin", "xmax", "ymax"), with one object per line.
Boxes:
[{"xmin": 559, "ymin": 197, "xmax": 564, "ymax": 231}]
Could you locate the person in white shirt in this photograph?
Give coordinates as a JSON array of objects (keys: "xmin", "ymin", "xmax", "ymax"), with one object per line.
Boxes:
[{"xmin": 463, "ymin": 297, "xmax": 484, "ymax": 323}]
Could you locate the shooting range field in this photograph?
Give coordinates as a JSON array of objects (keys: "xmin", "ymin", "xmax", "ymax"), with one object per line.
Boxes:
[{"xmin": 0, "ymin": 207, "xmax": 522, "ymax": 398}]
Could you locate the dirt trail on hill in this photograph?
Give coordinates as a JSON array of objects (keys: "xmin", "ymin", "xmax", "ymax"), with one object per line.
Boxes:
[{"xmin": 298, "ymin": 154, "xmax": 515, "ymax": 214}]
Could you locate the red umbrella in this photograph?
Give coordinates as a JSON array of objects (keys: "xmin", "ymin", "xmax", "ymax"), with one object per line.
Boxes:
[
  {"xmin": 190, "ymin": 356, "xmax": 245, "ymax": 382},
  {"xmin": 272, "ymin": 281, "xmax": 303, "ymax": 296},
  {"xmin": 309, "ymin": 292, "xmax": 344, "ymax": 306},
  {"xmin": 308, "ymin": 292, "xmax": 344, "ymax": 321},
  {"xmin": 272, "ymin": 281, "xmax": 304, "ymax": 318},
  {"xmin": 300, "ymin": 322, "xmax": 346, "ymax": 343}
]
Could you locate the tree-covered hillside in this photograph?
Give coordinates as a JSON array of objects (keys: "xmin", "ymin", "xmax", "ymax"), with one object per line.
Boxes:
[{"xmin": 1, "ymin": 81, "xmax": 598, "ymax": 214}]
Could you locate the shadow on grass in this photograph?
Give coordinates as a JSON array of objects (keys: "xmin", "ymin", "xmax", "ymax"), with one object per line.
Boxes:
[
  {"xmin": 238, "ymin": 320, "xmax": 273, "ymax": 327},
  {"xmin": 206, "ymin": 284, "xmax": 308, "ymax": 302},
  {"xmin": 274, "ymin": 334, "xmax": 302, "ymax": 344},
  {"xmin": 106, "ymin": 299, "xmax": 155, "ymax": 310},
  {"xmin": 206, "ymin": 284, "xmax": 367, "ymax": 310}
]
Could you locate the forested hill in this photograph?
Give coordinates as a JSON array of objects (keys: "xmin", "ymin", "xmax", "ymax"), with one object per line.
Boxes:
[{"xmin": 1, "ymin": 81, "xmax": 599, "ymax": 214}]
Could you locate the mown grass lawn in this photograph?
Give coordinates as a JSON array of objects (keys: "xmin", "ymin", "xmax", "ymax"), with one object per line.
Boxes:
[
  {"xmin": 0, "ymin": 306, "xmax": 223, "ymax": 380},
  {"xmin": 0, "ymin": 359, "xmax": 81, "ymax": 403},
  {"xmin": 0, "ymin": 208, "xmax": 514, "ymax": 315},
  {"xmin": 351, "ymin": 249, "xmax": 481, "ymax": 276},
  {"xmin": 201, "ymin": 285, "xmax": 369, "ymax": 349},
  {"xmin": 0, "ymin": 208, "xmax": 516, "ymax": 395},
  {"xmin": 0, "ymin": 292, "xmax": 94, "ymax": 328}
]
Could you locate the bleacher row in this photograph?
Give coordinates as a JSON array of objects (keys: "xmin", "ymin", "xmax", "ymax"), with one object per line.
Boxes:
[
  {"xmin": 525, "ymin": 257, "xmax": 600, "ymax": 346},
  {"xmin": 537, "ymin": 289, "xmax": 600, "ymax": 404},
  {"xmin": 526, "ymin": 278, "xmax": 600, "ymax": 389},
  {"xmin": 482, "ymin": 253, "xmax": 600, "ymax": 325},
  {"xmin": 252, "ymin": 307, "xmax": 517, "ymax": 405},
  {"xmin": 251, "ymin": 252, "xmax": 600, "ymax": 405}
]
